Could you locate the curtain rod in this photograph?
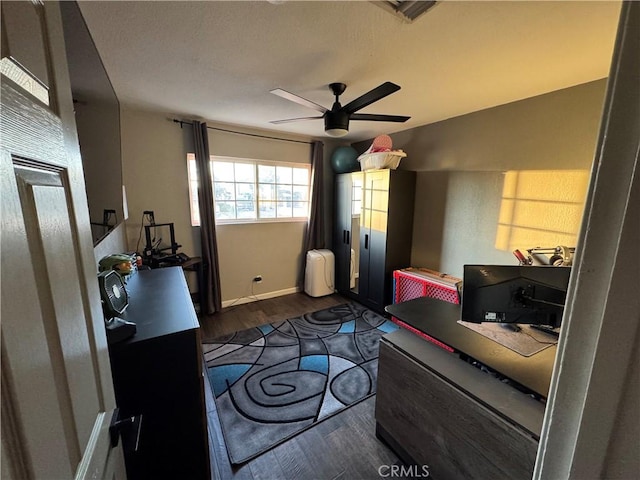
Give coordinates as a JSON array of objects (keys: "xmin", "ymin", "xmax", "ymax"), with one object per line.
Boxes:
[{"xmin": 172, "ymin": 119, "xmax": 314, "ymax": 145}]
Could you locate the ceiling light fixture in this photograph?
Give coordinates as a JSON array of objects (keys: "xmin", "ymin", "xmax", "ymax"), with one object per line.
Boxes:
[
  {"xmin": 324, "ymin": 110, "xmax": 350, "ymax": 137},
  {"xmin": 325, "ymin": 128, "xmax": 349, "ymax": 138}
]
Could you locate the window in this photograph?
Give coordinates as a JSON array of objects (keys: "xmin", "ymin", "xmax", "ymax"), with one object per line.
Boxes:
[{"xmin": 187, "ymin": 154, "xmax": 311, "ymax": 226}]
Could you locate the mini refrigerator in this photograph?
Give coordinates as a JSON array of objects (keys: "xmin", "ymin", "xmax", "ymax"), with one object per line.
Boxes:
[{"xmin": 304, "ymin": 249, "xmax": 335, "ymax": 297}]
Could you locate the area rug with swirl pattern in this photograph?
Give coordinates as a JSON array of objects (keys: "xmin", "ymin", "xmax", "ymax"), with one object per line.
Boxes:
[{"xmin": 203, "ymin": 302, "xmax": 398, "ymax": 464}]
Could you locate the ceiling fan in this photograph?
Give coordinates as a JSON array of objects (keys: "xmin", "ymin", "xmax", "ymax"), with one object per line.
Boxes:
[{"xmin": 269, "ymin": 82, "xmax": 410, "ymax": 137}]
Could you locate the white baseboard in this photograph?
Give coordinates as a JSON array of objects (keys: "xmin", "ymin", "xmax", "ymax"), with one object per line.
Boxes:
[{"xmin": 222, "ymin": 286, "xmax": 301, "ymax": 308}]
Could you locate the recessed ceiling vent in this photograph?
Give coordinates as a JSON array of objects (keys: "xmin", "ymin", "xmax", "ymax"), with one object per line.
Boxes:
[{"xmin": 374, "ymin": 1, "xmax": 438, "ymax": 23}]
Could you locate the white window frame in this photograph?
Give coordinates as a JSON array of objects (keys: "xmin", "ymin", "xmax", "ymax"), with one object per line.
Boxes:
[{"xmin": 187, "ymin": 154, "xmax": 311, "ymax": 226}]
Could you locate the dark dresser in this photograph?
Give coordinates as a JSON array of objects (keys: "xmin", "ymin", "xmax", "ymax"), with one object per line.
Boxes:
[
  {"xmin": 108, "ymin": 267, "xmax": 210, "ymax": 479},
  {"xmin": 376, "ymin": 297, "xmax": 550, "ymax": 480}
]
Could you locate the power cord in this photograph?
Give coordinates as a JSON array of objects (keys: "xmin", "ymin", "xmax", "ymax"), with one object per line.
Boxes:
[
  {"xmin": 135, "ymin": 212, "xmax": 146, "ymax": 253},
  {"xmin": 222, "ymin": 280, "xmax": 261, "ymax": 311},
  {"xmin": 135, "ymin": 212, "xmax": 156, "ymax": 254},
  {"xmin": 520, "ymin": 327, "xmax": 558, "ymax": 345},
  {"xmin": 507, "ymin": 311, "xmax": 560, "ymax": 345}
]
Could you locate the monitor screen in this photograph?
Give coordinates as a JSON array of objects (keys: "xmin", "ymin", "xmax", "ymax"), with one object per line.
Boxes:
[{"xmin": 461, "ymin": 265, "xmax": 571, "ymax": 328}]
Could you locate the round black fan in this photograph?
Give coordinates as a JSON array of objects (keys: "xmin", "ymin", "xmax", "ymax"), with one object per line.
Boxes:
[{"xmin": 270, "ymin": 82, "xmax": 410, "ymax": 137}]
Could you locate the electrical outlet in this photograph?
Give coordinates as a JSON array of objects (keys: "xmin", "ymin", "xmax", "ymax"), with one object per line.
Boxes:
[{"xmin": 253, "ymin": 275, "xmax": 263, "ymax": 283}]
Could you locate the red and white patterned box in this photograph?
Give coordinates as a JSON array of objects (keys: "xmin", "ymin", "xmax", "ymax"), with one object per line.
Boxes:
[
  {"xmin": 392, "ymin": 268, "xmax": 462, "ymax": 352},
  {"xmin": 394, "ymin": 268, "xmax": 461, "ymax": 305}
]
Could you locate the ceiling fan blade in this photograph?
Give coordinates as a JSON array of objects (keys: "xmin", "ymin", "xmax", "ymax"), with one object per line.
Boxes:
[
  {"xmin": 343, "ymin": 82, "xmax": 401, "ymax": 114},
  {"xmin": 269, "ymin": 116, "xmax": 324, "ymax": 125},
  {"xmin": 270, "ymin": 89, "xmax": 328, "ymax": 114},
  {"xmin": 350, "ymin": 113, "xmax": 410, "ymax": 123}
]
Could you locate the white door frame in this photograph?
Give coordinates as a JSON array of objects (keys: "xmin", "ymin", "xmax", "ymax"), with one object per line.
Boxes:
[{"xmin": 535, "ymin": 3, "xmax": 639, "ymax": 478}]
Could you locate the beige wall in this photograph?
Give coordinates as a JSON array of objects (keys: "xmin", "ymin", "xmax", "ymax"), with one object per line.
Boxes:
[
  {"xmin": 61, "ymin": 1, "xmax": 124, "ymax": 245},
  {"xmin": 93, "ymin": 222, "xmax": 128, "ymax": 269},
  {"xmin": 216, "ymin": 222, "xmax": 306, "ymax": 302},
  {"xmin": 120, "ymin": 107, "xmax": 336, "ymax": 303},
  {"xmin": 75, "ymin": 98, "xmax": 123, "ymax": 239},
  {"xmin": 120, "ymin": 108, "xmax": 195, "ymax": 255},
  {"xmin": 383, "ymin": 79, "xmax": 607, "ymax": 173},
  {"xmin": 355, "ymin": 80, "xmax": 608, "ymax": 278},
  {"xmin": 437, "ymin": 171, "xmax": 514, "ymax": 276}
]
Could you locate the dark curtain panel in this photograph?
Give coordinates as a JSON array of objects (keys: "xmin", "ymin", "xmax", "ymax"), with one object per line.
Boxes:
[
  {"xmin": 300, "ymin": 141, "xmax": 325, "ymax": 286},
  {"xmin": 193, "ymin": 121, "xmax": 222, "ymax": 314}
]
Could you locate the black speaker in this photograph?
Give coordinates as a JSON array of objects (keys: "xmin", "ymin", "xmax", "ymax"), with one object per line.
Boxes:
[{"xmin": 98, "ymin": 270, "xmax": 129, "ymax": 318}]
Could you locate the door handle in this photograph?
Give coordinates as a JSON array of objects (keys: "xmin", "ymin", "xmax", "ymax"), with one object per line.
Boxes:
[
  {"xmin": 109, "ymin": 407, "xmax": 143, "ymax": 453},
  {"xmin": 365, "ymin": 234, "xmax": 369, "ymax": 249},
  {"xmin": 346, "ymin": 231, "xmax": 350, "ymax": 245},
  {"xmin": 343, "ymin": 230, "xmax": 346, "ymax": 244}
]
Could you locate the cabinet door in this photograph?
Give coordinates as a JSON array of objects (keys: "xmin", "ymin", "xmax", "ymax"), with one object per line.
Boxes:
[
  {"xmin": 349, "ymin": 173, "xmax": 363, "ymax": 295},
  {"xmin": 333, "ymin": 173, "xmax": 351, "ymax": 293},
  {"xmin": 359, "ymin": 170, "xmax": 389, "ymax": 308},
  {"xmin": 334, "ymin": 172, "xmax": 363, "ymax": 295},
  {"xmin": 334, "ymin": 174, "xmax": 352, "ymax": 293}
]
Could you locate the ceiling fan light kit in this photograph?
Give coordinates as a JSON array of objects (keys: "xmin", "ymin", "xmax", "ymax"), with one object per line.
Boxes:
[
  {"xmin": 324, "ymin": 102, "xmax": 350, "ymax": 137},
  {"xmin": 325, "ymin": 128, "xmax": 349, "ymax": 138},
  {"xmin": 270, "ymin": 81, "xmax": 410, "ymax": 137}
]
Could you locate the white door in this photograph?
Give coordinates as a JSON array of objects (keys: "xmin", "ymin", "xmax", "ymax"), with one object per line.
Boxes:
[{"xmin": 1, "ymin": 2, "xmax": 124, "ymax": 479}]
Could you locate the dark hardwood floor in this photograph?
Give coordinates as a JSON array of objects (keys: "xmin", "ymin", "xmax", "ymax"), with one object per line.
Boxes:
[
  {"xmin": 199, "ymin": 292, "xmax": 403, "ymax": 480},
  {"xmin": 199, "ymin": 291, "xmax": 347, "ymax": 341}
]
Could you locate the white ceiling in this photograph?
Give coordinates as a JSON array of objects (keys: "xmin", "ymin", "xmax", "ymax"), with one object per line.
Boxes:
[{"xmin": 77, "ymin": 0, "xmax": 621, "ymax": 142}]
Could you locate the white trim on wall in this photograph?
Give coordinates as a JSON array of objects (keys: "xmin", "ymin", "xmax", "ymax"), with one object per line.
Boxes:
[{"xmin": 221, "ymin": 286, "xmax": 303, "ymax": 308}]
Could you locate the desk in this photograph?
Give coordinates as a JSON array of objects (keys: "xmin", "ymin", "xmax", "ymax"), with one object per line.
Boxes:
[
  {"xmin": 147, "ymin": 255, "xmax": 205, "ymax": 311},
  {"xmin": 181, "ymin": 256, "xmax": 205, "ymax": 311},
  {"xmin": 385, "ymin": 296, "xmax": 556, "ymax": 398},
  {"xmin": 376, "ymin": 297, "xmax": 551, "ymax": 480}
]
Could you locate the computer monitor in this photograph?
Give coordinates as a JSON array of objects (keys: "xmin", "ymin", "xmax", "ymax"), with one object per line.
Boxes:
[{"xmin": 461, "ymin": 265, "xmax": 571, "ymax": 328}]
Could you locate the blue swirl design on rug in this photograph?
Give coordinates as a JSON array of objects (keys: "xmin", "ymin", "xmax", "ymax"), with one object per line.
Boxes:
[{"xmin": 203, "ymin": 302, "xmax": 398, "ymax": 464}]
